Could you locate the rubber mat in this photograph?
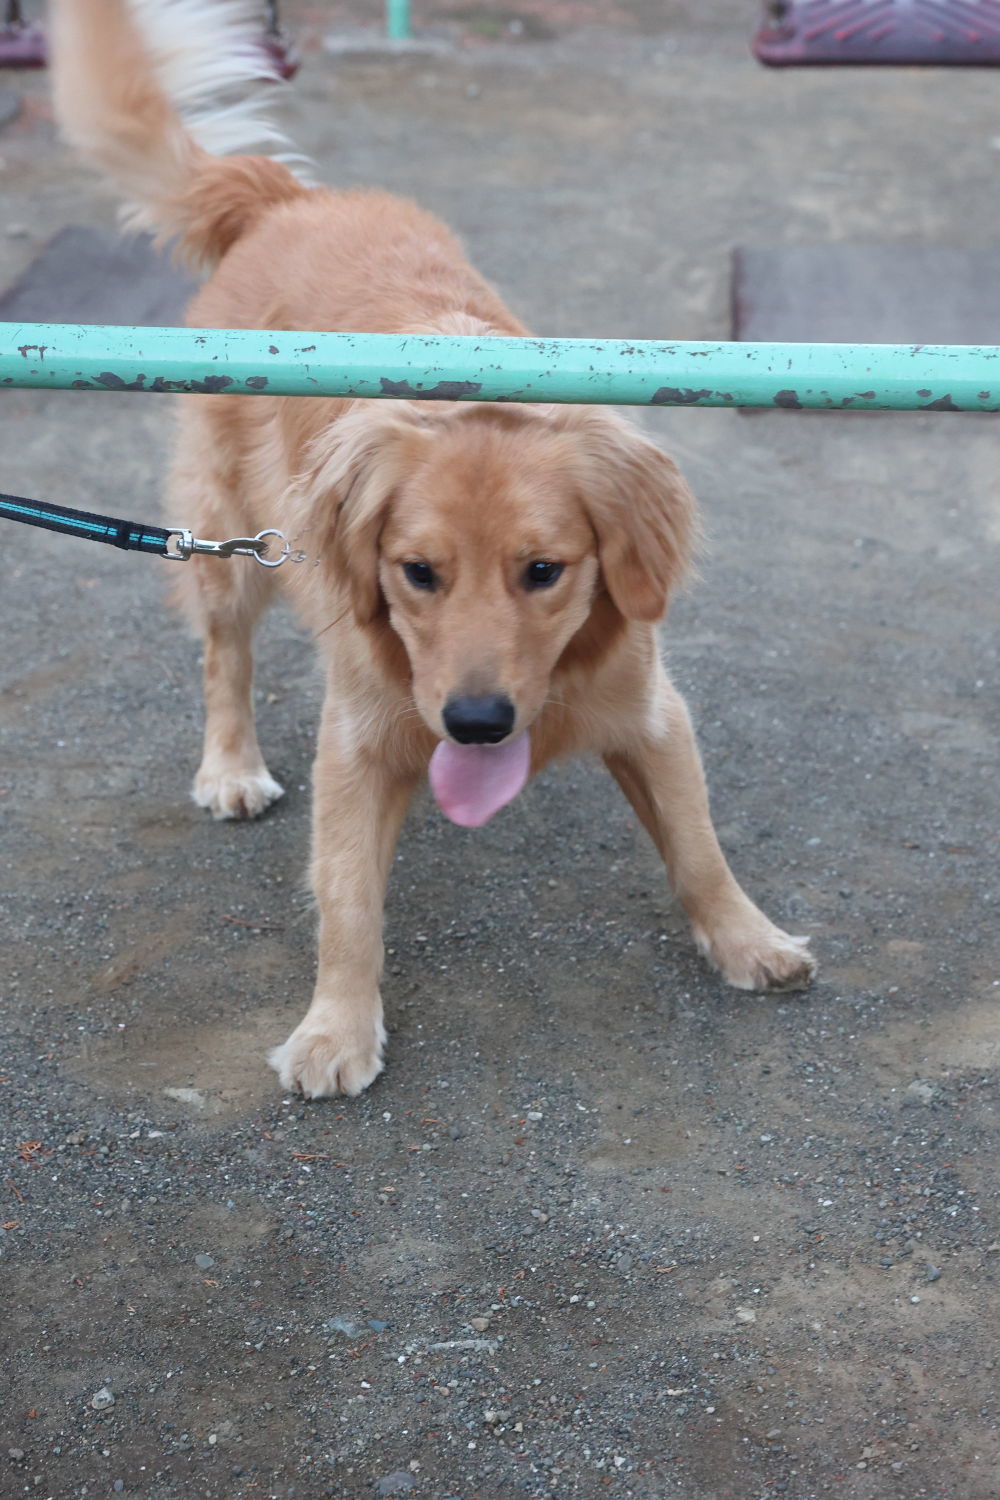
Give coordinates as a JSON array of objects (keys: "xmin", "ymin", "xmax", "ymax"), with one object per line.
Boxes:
[
  {"xmin": 754, "ymin": 0, "xmax": 1000, "ymax": 66},
  {"xmin": 0, "ymin": 21, "xmax": 45, "ymax": 67},
  {"xmin": 0, "ymin": 225, "xmax": 196, "ymax": 326},
  {"xmin": 732, "ymin": 245, "xmax": 1000, "ymax": 344}
]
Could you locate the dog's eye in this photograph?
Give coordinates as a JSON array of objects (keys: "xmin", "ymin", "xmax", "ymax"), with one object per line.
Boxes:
[
  {"xmin": 524, "ymin": 560, "xmax": 564, "ymax": 589},
  {"xmin": 403, "ymin": 561, "xmax": 436, "ymax": 590}
]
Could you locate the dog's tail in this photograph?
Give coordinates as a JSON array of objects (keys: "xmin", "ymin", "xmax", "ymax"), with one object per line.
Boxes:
[{"xmin": 49, "ymin": 0, "xmax": 311, "ymax": 267}]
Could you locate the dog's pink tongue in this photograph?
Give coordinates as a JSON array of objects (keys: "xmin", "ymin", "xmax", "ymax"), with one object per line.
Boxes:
[{"xmin": 429, "ymin": 734, "xmax": 531, "ymax": 828}]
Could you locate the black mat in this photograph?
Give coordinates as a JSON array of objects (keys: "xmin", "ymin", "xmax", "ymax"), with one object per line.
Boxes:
[
  {"xmin": 732, "ymin": 245, "xmax": 1000, "ymax": 344},
  {"xmin": 0, "ymin": 224, "xmax": 196, "ymax": 325}
]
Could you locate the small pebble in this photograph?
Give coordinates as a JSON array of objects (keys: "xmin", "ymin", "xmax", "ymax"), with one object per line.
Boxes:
[
  {"xmin": 373, "ymin": 1473, "xmax": 415, "ymax": 1497},
  {"xmin": 925, "ymin": 1264, "xmax": 942, "ymax": 1282},
  {"xmin": 903, "ymin": 1079, "xmax": 941, "ymax": 1107},
  {"xmin": 91, "ymin": 1387, "xmax": 115, "ymax": 1410},
  {"xmin": 327, "ymin": 1316, "xmax": 360, "ymax": 1338},
  {"xmin": 194, "ymin": 1253, "xmax": 215, "ymax": 1269}
]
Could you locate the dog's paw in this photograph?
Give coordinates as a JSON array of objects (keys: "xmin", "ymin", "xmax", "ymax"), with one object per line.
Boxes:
[
  {"xmin": 695, "ymin": 917, "xmax": 816, "ymax": 993},
  {"xmin": 193, "ymin": 764, "xmax": 285, "ymax": 821},
  {"xmin": 268, "ymin": 1015, "xmax": 387, "ymax": 1099}
]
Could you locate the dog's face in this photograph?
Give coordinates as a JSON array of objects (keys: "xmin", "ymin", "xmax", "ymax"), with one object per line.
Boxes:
[{"xmin": 304, "ymin": 403, "xmax": 696, "ymax": 746}]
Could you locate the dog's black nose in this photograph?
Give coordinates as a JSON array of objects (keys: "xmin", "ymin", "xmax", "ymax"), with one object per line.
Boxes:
[{"xmin": 442, "ymin": 694, "xmax": 516, "ymax": 745}]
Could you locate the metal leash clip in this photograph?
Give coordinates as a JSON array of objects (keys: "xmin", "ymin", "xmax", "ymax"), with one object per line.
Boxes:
[{"xmin": 165, "ymin": 527, "xmax": 305, "ymax": 568}]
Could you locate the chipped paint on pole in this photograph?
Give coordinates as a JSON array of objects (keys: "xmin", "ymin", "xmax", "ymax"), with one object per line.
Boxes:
[{"xmin": 1, "ymin": 323, "xmax": 999, "ymax": 410}]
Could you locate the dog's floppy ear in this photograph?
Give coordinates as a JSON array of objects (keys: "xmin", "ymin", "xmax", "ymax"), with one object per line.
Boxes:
[
  {"xmin": 562, "ymin": 409, "xmax": 699, "ymax": 622},
  {"xmin": 292, "ymin": 404, "xmax": 431, "ymax": 625}
]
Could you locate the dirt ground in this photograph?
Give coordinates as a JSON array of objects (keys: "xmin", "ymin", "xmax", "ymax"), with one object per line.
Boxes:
[{"xmin": 1, "ymin": 3, "xmax": 998, "ymax": 1498}]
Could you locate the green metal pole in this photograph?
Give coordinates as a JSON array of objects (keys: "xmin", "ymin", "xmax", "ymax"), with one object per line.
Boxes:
[
  {"xmin": 386, "ymin": 0, "xmax": 411, "ymax": 42},
  {"xmin": 2, "ymin": 323, "xmax": 999, "ymax": 409}
]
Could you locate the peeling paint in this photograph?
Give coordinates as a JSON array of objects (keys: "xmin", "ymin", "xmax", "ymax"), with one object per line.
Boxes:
[
  {"xmin": 773, "ymin": 390, "xmax": 803, "ymax": 409},
  {"xmin": 153, "ymin": 374, "xmax": 234, "ymax": 394},
  {"xmin": 379, "ymin": 377, "xmax": 484, "ymax": 400},
  {"xmin": 95, "ymin": 371, "xmax": 147, "ymax": 391},
  {"xmin": 76, "ymin": 372, "xmax": 236, "ymax": 394},
  {"xmin": 650, "ymin": 386, "xmax": 713, "ymax": 406}
]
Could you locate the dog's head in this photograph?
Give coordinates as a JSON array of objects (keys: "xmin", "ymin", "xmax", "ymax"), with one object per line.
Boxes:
[{"xmin": 297, "ymin": 400, "xmax": 696, "ymax": 808}]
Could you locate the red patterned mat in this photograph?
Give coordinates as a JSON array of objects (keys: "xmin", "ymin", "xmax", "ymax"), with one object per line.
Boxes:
[{"xmin": 754, "ymin": 0, "xmax": 1000, "ymax": 65}]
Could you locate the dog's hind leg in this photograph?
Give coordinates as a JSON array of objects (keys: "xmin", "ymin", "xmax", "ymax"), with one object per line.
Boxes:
[{"xmin": 604, "ymin": 666, "xmax": 816, "ymax": 993}]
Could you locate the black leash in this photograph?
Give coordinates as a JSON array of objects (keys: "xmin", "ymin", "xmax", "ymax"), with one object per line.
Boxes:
[
  {"xmin": 2, "ymin": 489, "xmax": 177, "ymax": 556},
  {"xmin": 0, "ymin": 489, "xmax": 302, "ymax": 566}
]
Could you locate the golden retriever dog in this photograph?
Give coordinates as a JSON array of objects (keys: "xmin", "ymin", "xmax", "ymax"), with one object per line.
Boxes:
[{"xmin": 50, "ymin": 0, "xmax": 815, "ymax": 1098}]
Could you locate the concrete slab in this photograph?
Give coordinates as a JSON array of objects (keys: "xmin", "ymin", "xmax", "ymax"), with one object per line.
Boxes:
[
  {"xmin": 0, "ymin": 87, "xmax": 20, "ymax": 129},
  {"xmin": 733, "ymin": 243, "xmax": 1000, "ymax": 343},
  {"xmin": 0, "ymin": 224, "xmax": 195, "ymax": 324}
]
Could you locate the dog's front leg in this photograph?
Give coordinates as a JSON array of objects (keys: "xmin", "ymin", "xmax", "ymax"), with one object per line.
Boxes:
[
  {"xmin": 605, "ymin": 668, "xmax": 815, "ymax": 992},
  {"xmin": 269, "ymin": 701, "xmax": 418, "ymax": 1098},
  {"xmin": 184, "ymin": 543, "xmax": 285, "ymax": 821}
]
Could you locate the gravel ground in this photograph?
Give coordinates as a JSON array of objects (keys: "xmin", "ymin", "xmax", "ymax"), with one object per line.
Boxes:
[{"xmin": 1, "ymin": 3, "xmax": 998, "ymax": 1498}]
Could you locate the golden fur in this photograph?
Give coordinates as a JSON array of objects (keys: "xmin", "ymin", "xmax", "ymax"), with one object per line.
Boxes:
[{"xmin": 51, "ymin": 0, "xmax": 815, "ymax": 1097}]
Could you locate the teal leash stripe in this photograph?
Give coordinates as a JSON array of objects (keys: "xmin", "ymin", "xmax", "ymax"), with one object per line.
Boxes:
[{"xmin": 0, "ymin": 490, "xmax": 171, "ymax": 555}]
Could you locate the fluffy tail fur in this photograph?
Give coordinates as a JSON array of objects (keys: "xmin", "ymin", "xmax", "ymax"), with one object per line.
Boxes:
[{"xmin": 49, "ymin": 0, "xmax": 311, "ymax": 267}]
